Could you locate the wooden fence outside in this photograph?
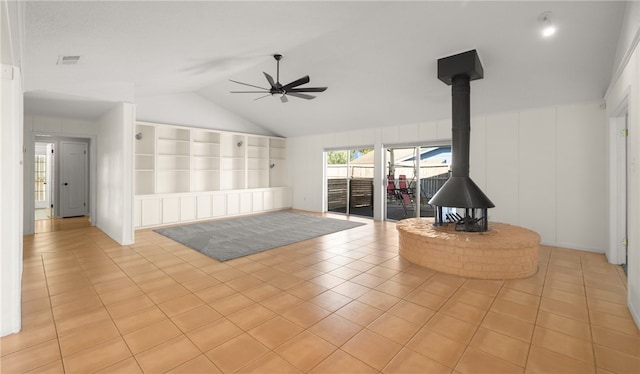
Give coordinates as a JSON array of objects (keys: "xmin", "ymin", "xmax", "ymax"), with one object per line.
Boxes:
[{"xmin": 328, "ymin": 172, "xmax": 450, "ymax": 211}]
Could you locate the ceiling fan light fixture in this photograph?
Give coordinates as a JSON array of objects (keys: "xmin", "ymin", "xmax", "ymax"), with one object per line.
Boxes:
[{"xmin": 539, "ymin": 11, "xmax": 556, "ymax": 37}]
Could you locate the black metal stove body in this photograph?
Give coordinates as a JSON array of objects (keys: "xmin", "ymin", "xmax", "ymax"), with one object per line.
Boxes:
[{"xmin": 428, "ymin": 50, "xmax": 494, "ymax": 232}]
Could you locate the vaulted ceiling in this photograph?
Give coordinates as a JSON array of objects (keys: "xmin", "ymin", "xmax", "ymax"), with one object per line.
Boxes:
[{"xmin": 22, "ymin": 1, "xmax": 625, "ymax": 137}]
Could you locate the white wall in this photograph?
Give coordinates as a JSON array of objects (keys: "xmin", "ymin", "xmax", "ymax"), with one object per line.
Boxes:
[
  {"xmin": 605, "ymin": 0, "xmax": 640, "ymax": 329},
  {"xmin": 136, "ymin": 92, "xmax": 274, "ymax": 136},
  {"xmin": 1, "ymin": 65, "xmax": 23, "ymax": 336},
  {"xmin": 22, "ymin": 115, "xmax": 99, "ymax": 235},
  {"xmin": 97, "ymin": 103, "xmax": 135, "ymax": 245},
  {"xmin": 288, "ymin": 100, "xmax": 607, "ymax": 252}
]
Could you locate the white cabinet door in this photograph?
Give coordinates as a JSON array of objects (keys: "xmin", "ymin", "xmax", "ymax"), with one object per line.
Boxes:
[
  {"xmin": 197, "ymin": 195, "xmax": 213, "ymax": 219},
  {"xmin": 141, "ymin": 199, "xmax": 161, "ymax": 227},
  {"xmin": 212, "ymin": 194, "xmax": 226, "ymax": 217},
  {"xmin": 263, "ymin": 190, "xmax": 274, "ymax": 211},
  {"xmin": 180, "ymin": 196, "xmax": 196, "ymax": 221},
  {"xmin": 162, "ymin": 197, "xmax": 179, "ymax": 223},
  {"xmin": 227, "ymin": 193, "xmax": 240, "ymax": 215},
  {"xmin": 252, "ymin": 191, "xmax": 263, "ymax": 212},
  {"xmin": 240, "ymin": 192, "xmax": 252, "ymax": 214}
]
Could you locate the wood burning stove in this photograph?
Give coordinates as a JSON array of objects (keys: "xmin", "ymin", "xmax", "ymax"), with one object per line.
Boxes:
[{"xmin": 428, "ymin": 50, "xmax": 494, "ymax": 232}]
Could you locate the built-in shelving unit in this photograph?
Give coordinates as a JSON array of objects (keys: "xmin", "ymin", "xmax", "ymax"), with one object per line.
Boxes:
[
  {"xmin": 221, "ymin": 133, "xmax": 246, "ymax": 190},
  {"xmin": 269, "ymin": 138, "xmax": 287, "ymax": 187},
  {"xmin": 157, "ymin": 126, "xmax": 190, "ymax": 194},
  {"xmin": 135, "ymin": 124, "xmax": 156, "ymax": 195},
  {"xmin": 134, "ymin": 121, "xmax": 290, "ymax": 229},
  {"xmin": 248, "ymin": 136, "xmax": 269, "ymax": 189},
  {"xmin": 192, "ymin": 129, "xmax": 221, "ymax": 192}
]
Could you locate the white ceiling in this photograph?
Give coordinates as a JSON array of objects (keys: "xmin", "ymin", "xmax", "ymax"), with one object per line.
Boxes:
[{"xmin": 22, "ymin": 1, "xmax": 625, "ymax": 137}]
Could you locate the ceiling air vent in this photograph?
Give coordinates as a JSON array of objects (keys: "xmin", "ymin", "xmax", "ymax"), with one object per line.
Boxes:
[{"xmin": 57, "ymin": 55, "xmax": 81, "ymax": 65}]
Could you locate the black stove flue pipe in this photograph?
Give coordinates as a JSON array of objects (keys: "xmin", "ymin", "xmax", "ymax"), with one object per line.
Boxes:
[
  {"xmin": 428, "ymin": 50, "xmax": 494, "ymax": 231},
  {"xmin": 451, "ymin": 74, "xmax": 471, "ymax": 180}
]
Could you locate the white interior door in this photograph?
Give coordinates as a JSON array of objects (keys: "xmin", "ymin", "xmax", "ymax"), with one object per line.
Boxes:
[{"xmin": 60, "ymin": 141, "xmax": 89, "ymax": 217}]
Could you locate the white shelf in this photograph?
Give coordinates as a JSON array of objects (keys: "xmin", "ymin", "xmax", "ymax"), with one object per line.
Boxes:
[
  {"xmin": 192, "ymin": 129, "xmax": 221, "ymax": 143},
  {"xmin": 135, "ymin": 121, "xmax": 286, "ymax": 202},
  {"xmin": 157, "ymin": 155, "xmax": 189, "ymax": 170},
  {"xmin": 135, "ymin": 125, "xmax": 156, "ymax": 195},
  {"xmin": 158, "ymin": 126, "xmax": 190, "ymax": 141},
  {"xmin": 159, "ymin": 138, "xmax": 189, "ymax": 142}
]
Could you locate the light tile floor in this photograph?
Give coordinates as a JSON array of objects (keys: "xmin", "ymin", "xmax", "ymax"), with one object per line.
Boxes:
[{"xmin": 2, "ymin": 213, "xmax": 639, "ymax": 373}]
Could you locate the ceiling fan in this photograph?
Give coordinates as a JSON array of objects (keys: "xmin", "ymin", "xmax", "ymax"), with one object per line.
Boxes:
[{"xmin": 230, "ymin": 54, "xmax": 327, "ymax": 103}]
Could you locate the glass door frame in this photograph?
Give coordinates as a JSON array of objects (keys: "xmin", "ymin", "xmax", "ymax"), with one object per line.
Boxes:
[
  {"xmin": 324, "ymin": 147, "xmax": 375, "ymax": 218},
  {"xmin": 383, "ymin": 142, "xmax": 451, "ymax": 221},
  {"xmin": 385, "ymin": 146, "xmax": 421, "ymax": 220}
]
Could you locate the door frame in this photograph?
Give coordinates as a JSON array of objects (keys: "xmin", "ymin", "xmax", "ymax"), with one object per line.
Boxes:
[
  {"xmin": 608, "ymin": 97, "xmax": 629, "ymax": 265},
  {"xmin": 46, "ymin": 143, "xmax": 54, "ymax": 213},
  {"xmin": 324, "ymin": 146, "xmax": 375, "ymax": 217},
  {"xmin": 382, "ymin": 141, "xmax": 452, "ymax": 221},
  {"xmin": 24, "ymin": 133, "xmax": 97, "ymax": 234},
  {"xmin": 384, "ymin": 145, "xmax": 421, "ymax": 220}
]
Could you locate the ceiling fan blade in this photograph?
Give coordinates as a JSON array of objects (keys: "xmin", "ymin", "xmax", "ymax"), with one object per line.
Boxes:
[
  {"xmin": 263, "ymin": 72, "xmax": 277, "ymax": 89},
  {"xmin": 230, "ymin": 90, "xmax": 270, "ymax": 93},
  {"xmin": 254, "ymin": 94, "xmax": 272, "ymax": 101},
  {"xmin": 287, "ymin": 92, "xmax": 316, "ymax": 100},
  {"xmin": 229, "ymin": 80, "xmax": 268, "ymax": 90},
  {"xmin": 282, "ymin": 75, "xmax": 310, "ymax": 90},
  {"xmin": 288, "ymin": 87, "xmax": 328, "ymax": 93},
  {"xmin": 280, "ymin": 95, "xmax": 288, "ymax": 103}
]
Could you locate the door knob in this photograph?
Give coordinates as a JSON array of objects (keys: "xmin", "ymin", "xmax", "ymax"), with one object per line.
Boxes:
[{"xmin": 63, "ymin": 183, "xmax": 69, "ymax": 186}]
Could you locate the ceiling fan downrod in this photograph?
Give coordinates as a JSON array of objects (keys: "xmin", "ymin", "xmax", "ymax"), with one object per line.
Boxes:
[{"xmin": 274, "ymin": 54, "xmax": 282, "ymax": 86}]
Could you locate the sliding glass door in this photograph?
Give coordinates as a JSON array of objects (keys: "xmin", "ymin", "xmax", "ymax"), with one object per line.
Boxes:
[
  {"xmin": 385, "ymin": 145, "xmax": 451, "ymax": 220},
  {"xmin": 326, "ymin": 148, "xmax": 374, "ymax": 218}
]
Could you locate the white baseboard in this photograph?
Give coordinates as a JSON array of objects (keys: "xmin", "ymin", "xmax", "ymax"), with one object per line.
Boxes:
[{"xmin": 628, "ymin": 297, "xmax": 640, "ymax": 333}]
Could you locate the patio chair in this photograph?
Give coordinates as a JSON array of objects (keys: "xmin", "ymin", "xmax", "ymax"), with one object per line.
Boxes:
[
  {"xmin": 399, "ymin": 189, "xmax": 415, "ymax": 217},
  {"xmin": 398, "ymin": 175, "xmax": 408, "ymax": 193},
  {"xmin": 387, "ymin": 177, "xmax": 399, "ymax": 202}
]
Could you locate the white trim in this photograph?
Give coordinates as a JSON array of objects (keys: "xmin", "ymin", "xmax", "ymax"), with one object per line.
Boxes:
[
  {"xmin": 629, "ymin": 298, "xmax": 640, "ymax": 334},
  {"xmin": 607, "ymin": 93, "xmax": 630, "ymax": 264},
  {"xmin": 540, "ymin": 240, "xmax": 605, "ymax": 254},
  {"xmin": 0, "ymin": 65, "xmax": 23, "ymax": 336},
  {"xmin": 605, "ymin": 23, "xmax": 640, "ymax": 99},
  {"xmin": 373, "ymin": 141, "xmax": 384, "ymax": 221},
  {"xmin": 123, "ymin": 103, "xmax": 136, "ymax": 245},
  {"xmin": 4, "ymin": 1, "xmax": 25, "ymax": 72}
]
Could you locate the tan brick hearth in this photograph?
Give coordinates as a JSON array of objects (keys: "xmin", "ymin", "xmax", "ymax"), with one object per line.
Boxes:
[{"xmin": 398, "ymin": 218, "xmax": 540, "ymax": 280}]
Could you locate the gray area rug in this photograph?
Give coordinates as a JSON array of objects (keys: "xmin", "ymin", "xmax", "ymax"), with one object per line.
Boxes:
[{"xmin": 154, "ymin": 211, "xmax": 366, "ymax": 262}]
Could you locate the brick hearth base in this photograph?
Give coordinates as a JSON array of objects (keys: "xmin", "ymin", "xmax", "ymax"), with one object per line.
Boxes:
[{"xmin": 397, "ymin": 218, "xmax": 540, "ymax": 280}]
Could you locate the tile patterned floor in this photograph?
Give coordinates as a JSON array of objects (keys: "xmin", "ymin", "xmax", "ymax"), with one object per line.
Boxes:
[{"xmin": 2, "ymin": 213, "xmax": 639, "ymax": 373}]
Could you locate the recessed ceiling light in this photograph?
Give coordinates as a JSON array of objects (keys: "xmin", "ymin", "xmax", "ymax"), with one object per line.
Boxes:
[
  {"xmin": 57, "ymin": 55, "xmax": 81, "ymax": 65},
  {"xmin": 539, "ymin": 11, "xmax": 556, "ymax": 38}
]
